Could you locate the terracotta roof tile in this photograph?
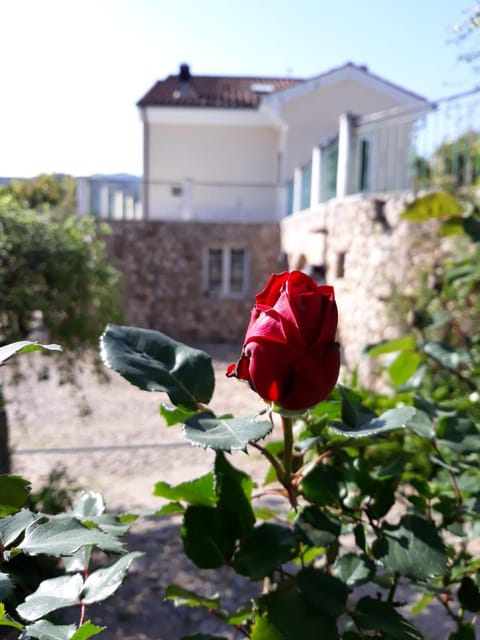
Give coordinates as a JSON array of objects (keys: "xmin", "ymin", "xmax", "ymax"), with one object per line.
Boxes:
[{"xmin": 137, "ymin": 67, "xmax": 303, "ymax": 109}]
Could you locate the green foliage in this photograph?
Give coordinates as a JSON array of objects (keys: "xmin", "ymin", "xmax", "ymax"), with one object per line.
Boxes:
[
  {"xmin": 100, "ymin": 324, "xmax": 214, "ymax": 411},
  {"xmin": 102, "ymin": 191, "xmax": 480, "ymax": 638},
  {"xmin": 0, "ymin": 174, "xmax": 77, "ymax": 217},
  {"xmin": 0, "ymin": 207, "xmax": 121, "ymax": 348},
  {"xmin": 102, "ymin": 305, "xmax": 480, "ymax": 639},
  {"xmin": 6, "ymin": 187, "xmax": 480, "ymax": 637},
  {"xmin": 0, "ymin": 344, "xmax": 139, "ymax": 639}
]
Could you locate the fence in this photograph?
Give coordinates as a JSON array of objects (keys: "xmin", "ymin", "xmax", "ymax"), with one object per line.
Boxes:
[{"xmin": 352, "ymin": 87, "xmax": 480, "ymax": 195}]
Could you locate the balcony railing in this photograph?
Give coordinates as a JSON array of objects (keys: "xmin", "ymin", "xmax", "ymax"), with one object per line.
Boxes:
[
  {"xmin": 287, "ymin": 87, "xmax": 480, "ymax": 216},
  {"xmin": 144, "ymin": 180, "xmax": 282, "ymax": 223}
]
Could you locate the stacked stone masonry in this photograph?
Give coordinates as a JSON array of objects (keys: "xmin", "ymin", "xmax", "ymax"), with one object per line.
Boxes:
[
  {"xmin": 104, "ymin": 220, "xmax": 285, "ymax": 346},
  {"xmin": 104, "ymin": 195, "xmax": 440, "ymax": 387},
  {"xmin": 281, "ymin": 194, "xmax": 441, "ymax": 386}
]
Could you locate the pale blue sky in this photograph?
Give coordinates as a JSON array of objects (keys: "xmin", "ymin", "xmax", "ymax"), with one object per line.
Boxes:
[{"xmin": 0, "ymin": 0, "xmax": 478, "ymax": 177}]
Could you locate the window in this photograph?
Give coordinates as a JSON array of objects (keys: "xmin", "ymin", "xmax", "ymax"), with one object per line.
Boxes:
[
  {"xmin": 171, "ymin": 185, "xmax": 183, "ymax": 197},
  {"xmin": 358, "ymin": 138, "xmax": 370, "ymax": 192},
  {"xmin": 336, "ymin": 252, "xmax": 346, "ymax": 279},
  {"xmin": 204, "ymin": 247, "xmax": 248, "ymax": 297},
  {"xmin": 286, "ymin": 180, "xmax": 294, "ymax": 215},
  {"xmin": 300, "ymin": 161, "xmax": 312, "ymax": 210}
]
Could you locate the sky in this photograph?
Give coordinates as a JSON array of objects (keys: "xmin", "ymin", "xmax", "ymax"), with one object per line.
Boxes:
[{"xmin": 1, "ymin": 0, "xmax": 479, "ymax": 178}]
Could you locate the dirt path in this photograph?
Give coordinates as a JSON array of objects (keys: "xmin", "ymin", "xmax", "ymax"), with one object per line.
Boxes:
[
  {"xmin": 4, "ymin": 343, "xmax": 269, "ymax": 639},
  {"xmin": 6, "ymin": 342, "xmax": 267, "ymax": 512}
]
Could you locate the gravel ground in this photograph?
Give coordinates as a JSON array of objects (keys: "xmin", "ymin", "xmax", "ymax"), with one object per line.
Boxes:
[
  {"xmin": 5, "ymin": 342, "xmax": 268, "ymax": 640},
  {"xmin": 3, "ymin": 343, "xmax": 477, "ymax": 639}
]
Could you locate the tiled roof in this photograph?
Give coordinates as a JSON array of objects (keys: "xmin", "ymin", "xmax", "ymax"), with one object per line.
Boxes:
[
  {"xmin": 137, "ymin": 62, "xmax": 429, "ymax": 110},
  {"xmin": 137, "ymin": 65, "xmax": 303, "ymax": 109}
]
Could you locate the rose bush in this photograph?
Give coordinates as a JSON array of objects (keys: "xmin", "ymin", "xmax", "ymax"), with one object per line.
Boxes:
[{"xmin": 226, "ymin": 270, "xmax": 340, "ymax": 410}]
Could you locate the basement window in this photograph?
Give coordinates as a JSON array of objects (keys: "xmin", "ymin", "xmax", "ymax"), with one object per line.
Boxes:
[
  {"xmin": 336, "ymin": 252, "xmax": 346, "ymax": 279},
  {"xmin": 204, "ymin": 247, "xmax": 248, "ymax": 298}
]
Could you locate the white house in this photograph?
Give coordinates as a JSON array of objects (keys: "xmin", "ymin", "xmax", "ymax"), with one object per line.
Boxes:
[{"xmin": 137, "ymin": 62, "xmax": 431, "ymax": 222}]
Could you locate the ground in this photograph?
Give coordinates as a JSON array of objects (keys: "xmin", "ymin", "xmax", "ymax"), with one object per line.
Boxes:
[
  {"xmin": 5, "ymin": 342, "xmax": 267, "ymax": 640},
  {"xmin": 3, "ymin": 343, "xmax": 475, "ymax": 639}
]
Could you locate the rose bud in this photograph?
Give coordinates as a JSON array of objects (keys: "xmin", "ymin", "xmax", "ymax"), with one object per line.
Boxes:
[{"xmin": 227, "ymin": 271, "xmax": 340, "ymax": 411}]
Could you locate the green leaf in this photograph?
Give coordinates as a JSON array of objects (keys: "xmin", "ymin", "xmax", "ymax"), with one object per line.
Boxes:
[
  {"xmin": 458, "ymin": 577, "xmax": 480, "ymax": 612},
  {"xmin": 254, "ymin": 590, "xmax": 339, "ymax": 640},
  {"xmin": 353, "ymin": 523, "xmax": 367, "ymax": 551},
  {"xmin": 301, "ymin": 463, "xmax": 342, "ymax": 506},
  {"xmin": 154, "ymin": 502, "xmax": 185, "ymax": 516},
  {"xmin": 18, "ymin": 516, "xmax": 124, "ymax": 556},
  {"xmin": 439, "ymin": 217, "xmax": 465, "ymax": 237},
  {"xmin": 354, "ymin": 596, "xmax": 422, "ymax": 640},
  {"xmin": 72, "ymin": 492, "xmax": 105, "ymax": 519},
  {"xmin": 297, "ymin": 567, "xmax": 350, "ymax": 619},
  {"xmin": 373, "ymin": 515, "xmax": 448, "ymax": 580},
  {"xmin": 63, "ymin": 547, "xmax": 93, "ymax": 574},
  {"xmin": 0, "ymin": 571, "xmax": 13, "ymax": 601},
  {"xmin": 251, "ymin": 612, "xmax": 284, "ymax": 640},
  {"xmin": 100, "ymin": 324, "xmax": 214, "ymax": 410},
  {"xmin": 81, "ymin": 552, "xmax": 143, "ymax": 604},
  {"xmin": 184, "ymin": 412, "xmax": 272, "ymax": 451},
  {"xmin": 410, "ymin": 592, "xmax": 433, "ymax": 616},
  {"xmin": 401, "ymin": 192, "xmax": 462, "ymax": 222},
  {"xmin": 424, "ymin": 341, "xmax": 463, "ymax": 370},
  {"xmin": 463, "ymin": 216, "xmax": 480, "ymax": 242},
  {"xmin": 294, "ymin": 506, "xmax": 341, "ymax": 547},
  {"xmin": 181, "ymin": 506, "xmax": 233, "ymax": 569},
  {"xmin": 214, "ymin": 452, "xmax": 255, "ymax": 540},
  {"xmin": 388, "ymin": 351, "xmax": 422, "ymax": 386},
  {"xmin": 16, "ymin": 574, "xmax": 83, "ymax": 621},
  {"xmin": 448, "ymin": 623, "xmax": 476, "ymax": 640},
  {"xmin": 154, "ymin": 473, "xmax": 216, "ymax": 507},
  {"xmin": 165, "ymin": 585, "xmax": 221, "ymax": 610},
  {"xmin": 436, "ymin": 416, "xmax": 480, "ymax": 454},
  {"xmin": 233, "ymin": 524, "xmax": 298, "ymax": 580},
  {"xmin": 225, "ymin": 606, "xmax": 254, "ymax": 625},
  {"xmin": 406, "ymin": 409, "xmax": 435, "ymax": 439},
  {"xmin": 70, "ymin": 621, "xmax": 105, "ymax": 640},
  {"xmin": 160, "ymin": 403, "xmax": 197, "ymax": 426},
  {"xmin": 0, "ymin": 508, "xmax": 37, "ymax": 545},
  {"xmin": 0, "ymin": 340, "xmax": 61, "ymax": 365},
  {"xmin": 365, "ymin": 336, "xmax": 416, "ymax": 357},
  {"xmin": 329, "ymin": 407, "xmax": 416, "ymax": 438},
  {"xmin": 338, "ymin": 387, "xmax": 371, "ymax": 428},
  {"xmin": 0, "ymin": 475, "xmax": 31, "ymax": 516},
  {"xmin": 333, "ymin": 553, "xmax": 375, "ymax": 587},
  {"xmin": 0, "ymin": 602, "xmax": 23, "ymax": 630},
  {"xmin": 24, "ymin": 620, "xmax": 77, "ymax": 640}
]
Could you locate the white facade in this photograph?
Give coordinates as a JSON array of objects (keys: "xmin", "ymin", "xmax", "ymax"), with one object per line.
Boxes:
[{"xmin": 139, "ymin": 64, "xmax": 431, "ymax": 222}]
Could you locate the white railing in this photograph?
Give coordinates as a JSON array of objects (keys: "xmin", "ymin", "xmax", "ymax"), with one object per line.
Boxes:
[
  {"xmin": 77, "ymin": 177, "xmax": 142, "ymax": 219},
  {"xmin": 146, "ymin": 180, "xmax": 282, "ymax": 223}
]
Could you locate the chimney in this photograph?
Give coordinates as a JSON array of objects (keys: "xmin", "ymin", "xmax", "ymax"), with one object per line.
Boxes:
[
  {"xmin": 179, "ymin": 63, "xmax": 191, "ymax": 82},
  {"xmin": 173, "ymin": 63, "xmax": 196, "ymax": 99}
]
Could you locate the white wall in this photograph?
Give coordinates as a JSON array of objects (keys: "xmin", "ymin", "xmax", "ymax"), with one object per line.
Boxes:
[{"xmin": 146, "ymin": 120, "xmax": 280, "ymax": 221}]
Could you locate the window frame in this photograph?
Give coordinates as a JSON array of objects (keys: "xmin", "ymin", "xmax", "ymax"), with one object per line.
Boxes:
[{"xmin": 203, "ymin": 246, "xmax": 249, "ymax": 299}]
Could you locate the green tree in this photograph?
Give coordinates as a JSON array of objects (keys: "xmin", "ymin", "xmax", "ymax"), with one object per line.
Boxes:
[
  {"xmin": 0, "ymin": 200, "xmax": 122, "ymax": 472},
  {"xmin": 0, "ymin": 173, "xmax": 77, "ymax": 218},
  {"xmin": 432, "ymin": 131, "xmax": 480, "ymax": 190}
]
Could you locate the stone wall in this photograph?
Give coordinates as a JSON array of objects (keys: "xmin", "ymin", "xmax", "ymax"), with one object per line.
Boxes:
[
  {"xmin": 104, "ymin": 220, "xmax": 284, "ymax": 345},
  {"xmin": 103, "ymin": 195, "xmax": 441, "ymax": 387},
  {"xmin": 281, "ymin": 194, "xmax": 440, "ymax": 385}
]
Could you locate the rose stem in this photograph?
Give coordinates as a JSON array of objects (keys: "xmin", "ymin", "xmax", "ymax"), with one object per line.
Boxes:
[{"xmin": 281, "ymin": 415, "xmax": 297, "ymax": 509}]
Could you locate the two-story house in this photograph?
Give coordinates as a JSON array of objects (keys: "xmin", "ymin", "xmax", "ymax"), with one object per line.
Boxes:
[
  {"xmin": 102, "ymin": 63, "xmax": 432, "ymax": 355},
  {"xmin": 137, "ymin": 62, "xmax": 430, "ymax": 224}
]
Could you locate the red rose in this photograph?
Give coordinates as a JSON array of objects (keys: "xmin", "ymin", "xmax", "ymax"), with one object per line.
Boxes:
[{"xmin": 227, "ymin": 271, "xmax": 340, "ymax": 411}]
